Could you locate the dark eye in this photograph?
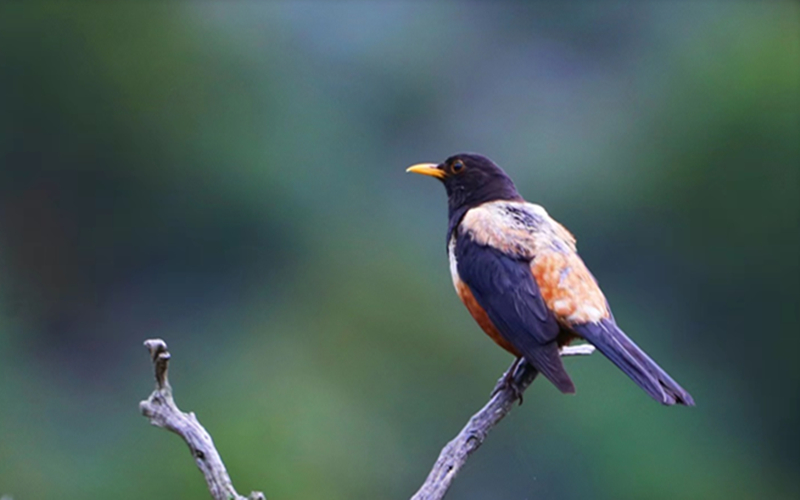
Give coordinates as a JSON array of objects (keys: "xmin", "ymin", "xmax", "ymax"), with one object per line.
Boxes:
[{"xmin": 452, "ymin": 160, "xmax": 465, "ymax": 173}]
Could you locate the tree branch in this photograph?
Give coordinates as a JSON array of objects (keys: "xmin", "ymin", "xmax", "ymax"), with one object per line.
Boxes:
[
  {"xmin": 411, "ymin": 344, "xmax": 595, "ymax": 500},
  {"xmin": 139, "ymin": 339, "xmax": 265, "ymax": 500},
  {"xmin": 138, "ymin": 338, "xmax": 592, "ymax": 500}
]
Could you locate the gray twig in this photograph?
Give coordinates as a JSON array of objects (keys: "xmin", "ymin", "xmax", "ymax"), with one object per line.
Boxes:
[
  {"xmin": 410, "ymin": 344, "xmax": 595, "ymax": 500},
  {"xmin": 139, "ymin": 339, "xmax": 265, "ymax": 500}
]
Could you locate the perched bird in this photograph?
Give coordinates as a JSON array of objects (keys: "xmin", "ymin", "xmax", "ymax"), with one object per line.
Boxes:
[{"xmin": 407, "ymin": 153, "xmax": 694, "ymax": 406}]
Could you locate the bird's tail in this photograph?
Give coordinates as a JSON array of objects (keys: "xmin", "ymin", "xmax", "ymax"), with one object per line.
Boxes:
[{"xmin": 572, "ymin": 320, "xmax": 695, "ymax": 406}]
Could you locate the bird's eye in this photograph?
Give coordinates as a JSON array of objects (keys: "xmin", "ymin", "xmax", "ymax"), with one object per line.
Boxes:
[{"xmin": 452, "ymin": 160, "xmax": 465, "ymax": 173}]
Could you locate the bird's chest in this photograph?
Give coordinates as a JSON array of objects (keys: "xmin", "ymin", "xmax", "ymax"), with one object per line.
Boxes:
[
  {"xmin": 448, "ymin": 234, "xmax": 521, "ymax": 356},
  {"xmin": 448, "ymin": 235, "xmax": 461, "ymax": 291}
]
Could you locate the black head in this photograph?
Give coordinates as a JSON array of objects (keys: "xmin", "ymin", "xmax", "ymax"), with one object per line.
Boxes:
[{"xmin": 407, "ymin": 153, "xmax": 522, "ymax": 236}]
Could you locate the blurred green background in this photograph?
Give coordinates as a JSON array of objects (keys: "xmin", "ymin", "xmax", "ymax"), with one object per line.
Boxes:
[{"xmin": 1, "ymin": 2, "xmax": 798, "ymax": 499}]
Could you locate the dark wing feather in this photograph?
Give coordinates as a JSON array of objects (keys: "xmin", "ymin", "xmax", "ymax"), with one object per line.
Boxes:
[{"xmin": 455, "ymin": 233, "xmax": 575, "ymax": 394}]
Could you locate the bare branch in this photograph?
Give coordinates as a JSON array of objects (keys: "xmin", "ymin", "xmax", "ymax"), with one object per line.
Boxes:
[
  {"xmin": 411, "ymin": 344, "xmax": 595, "ymax": 500},
  {"xmin": 139, "ymin": 339, "xmax": 265, "ymax": 500}
]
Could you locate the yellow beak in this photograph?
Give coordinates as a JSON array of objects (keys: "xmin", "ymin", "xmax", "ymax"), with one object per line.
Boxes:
[{"xmin": 406, "ymin": 162, "xmax": 446, "ymax": 179}]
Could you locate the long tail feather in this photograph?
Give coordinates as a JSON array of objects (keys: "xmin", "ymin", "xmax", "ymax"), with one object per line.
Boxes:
[{"xmin": 572, "ymin": 320, "xmax": 695, "ymax": 406}]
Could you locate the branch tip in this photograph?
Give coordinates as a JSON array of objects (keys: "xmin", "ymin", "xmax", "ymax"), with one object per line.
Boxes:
[
  {"xmin": 143, "ymin": 338, "xmax": 171, "ymax": 387},
  {"xmin": 144, "ymin": 338, "xmax": 168, "ymax": 357}
]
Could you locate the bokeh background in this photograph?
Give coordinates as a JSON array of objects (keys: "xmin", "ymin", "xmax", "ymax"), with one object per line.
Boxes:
[{"xmin": 1, "ymin": 2, "xmax": 798, "ymax": 499}]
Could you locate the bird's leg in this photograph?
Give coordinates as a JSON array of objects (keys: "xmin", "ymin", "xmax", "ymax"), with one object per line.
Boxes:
[{"xmin": 491, "ymin": 357, "xmax": 526, "ymax": 404}]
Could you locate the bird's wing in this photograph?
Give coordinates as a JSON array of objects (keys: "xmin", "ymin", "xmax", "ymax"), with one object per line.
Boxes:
[
  {"xmin": 454, "ymin": 226, "xmax": 574, "ymax": 394},
  {"xmin": 460, "ymin": 200, "xmax": 610, "ymax": 326}
]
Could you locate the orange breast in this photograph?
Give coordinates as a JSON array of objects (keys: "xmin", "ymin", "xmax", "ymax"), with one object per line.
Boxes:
[{"xmin": 456, "ymin": 281, "xmax": 522, "ymax": 357}]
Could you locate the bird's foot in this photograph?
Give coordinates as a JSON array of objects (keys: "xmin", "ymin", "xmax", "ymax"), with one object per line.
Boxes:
[{"xmin": 491, "ymin": 357, "xmax": 526, "ymax": 405}]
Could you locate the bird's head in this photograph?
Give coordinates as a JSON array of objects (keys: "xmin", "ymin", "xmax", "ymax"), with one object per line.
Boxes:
[{"xmin": 406, "ymin": 153, "xmax": 522, "ymax": 218}]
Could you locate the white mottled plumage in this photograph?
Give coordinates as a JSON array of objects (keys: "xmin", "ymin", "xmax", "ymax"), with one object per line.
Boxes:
[{"xmin": 460, "ymin": 200, "xmax": 576, "ymax": 258}]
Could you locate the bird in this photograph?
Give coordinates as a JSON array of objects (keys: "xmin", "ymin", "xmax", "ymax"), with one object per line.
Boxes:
[{"xmin": 406, "ymin": 153, "xmax": 694, "ymax": 406}]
